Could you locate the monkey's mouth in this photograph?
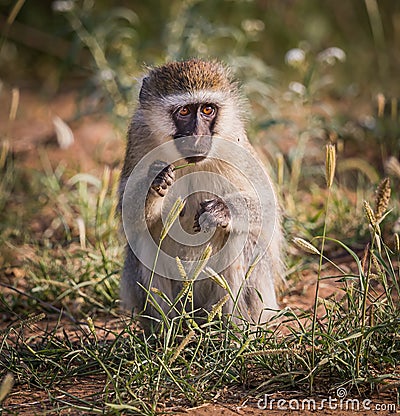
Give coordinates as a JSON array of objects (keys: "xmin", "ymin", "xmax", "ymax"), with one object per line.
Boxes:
[
  {"xmin": 185, "ymin": 155, "xmax": 207, "ymax": 163},
  {"xmin": 173, "ymin": 134, "xmax": 212, "ymax": 163}
]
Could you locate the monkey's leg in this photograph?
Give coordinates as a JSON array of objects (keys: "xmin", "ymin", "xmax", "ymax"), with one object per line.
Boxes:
[
  {"xmin": 121, "ymin": 245, "xmax": 179, "ymax": 333},
  {"xmin": 223, "ymin": 242, "xmax": 279, "ymax": 324},
  {"xmin": 218, "ymin": 270, "xmax": 277, "ymax": 325},
  {"xmin": 120, "ymin": 246, "xmax": 146, "ymax": 313},
  {"xmin": 243, "ymin": 261, "xmax": 279, "ymax": 324}
]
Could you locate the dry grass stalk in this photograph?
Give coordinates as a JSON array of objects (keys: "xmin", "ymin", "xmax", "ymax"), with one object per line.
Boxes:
[
  {"xmin": 191, "ymin": 244, "xmax": 212, "ymax": 281},
  {"xmin": 276, "ymin": 152, "xmax": 284, "ymax": 187},
  {"xmin": 205, "ymin": 267, "xmax": 230, "ymax": 291},
  {"xmin": 160, "ymin": 197, "xmax": 186, "ymax": 241},
  {"xmin": 376, "ymin": 93, "xmax": 385, "ymax": 118},
  {"xmin": 0, "ymin": 141, "xmax": 10, "ymax": 170},
  {"xmin": 9, "ymin": 88, "xmax": 20, "ymax": 122},
  {"xmin": 394, "ymin": 233, "xmax": 400, "ymax": 253}
]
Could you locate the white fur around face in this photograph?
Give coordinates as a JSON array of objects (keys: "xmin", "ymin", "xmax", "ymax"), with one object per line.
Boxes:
[
  {"xmin": 142, "ymin": 89, "xmax": 247, "ymax": 146},
  {"xmin": 160, "ymin": 90, "xmax": 228, "ymax": 108}
]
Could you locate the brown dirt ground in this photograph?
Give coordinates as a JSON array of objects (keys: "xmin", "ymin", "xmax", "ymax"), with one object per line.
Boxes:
[{"xmin": 1, "ymin": 87, "xmax": 399, "ymax": 415}]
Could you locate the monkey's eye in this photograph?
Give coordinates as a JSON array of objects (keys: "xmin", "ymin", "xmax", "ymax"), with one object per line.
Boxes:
[
  {"xmin": 178, "ymin": 106, "xmax": 190, "ymax": 116},
  {"xmin": 201, "ymin": 105, "xmax": 215, "ymax": 116}
]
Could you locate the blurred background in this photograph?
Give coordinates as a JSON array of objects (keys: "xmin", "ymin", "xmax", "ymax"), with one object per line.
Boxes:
[
  {"xmin": 1, "ymin": 0, "xmax": 400, "ymax": 94},
  {"xmin": 1, "ymin": 0, "xmax": 400, "ymax": 166}
]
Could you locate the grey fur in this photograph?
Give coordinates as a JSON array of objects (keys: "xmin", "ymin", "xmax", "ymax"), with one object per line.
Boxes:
[{"xmin": 118, "ymin": 59, "xmax": 284, "ymax": 332}]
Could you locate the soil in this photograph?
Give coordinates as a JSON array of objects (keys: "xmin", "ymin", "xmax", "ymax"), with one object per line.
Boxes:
[{"xmin": 1, "ymin": 86, "xmax": 399, "ymax": 415}]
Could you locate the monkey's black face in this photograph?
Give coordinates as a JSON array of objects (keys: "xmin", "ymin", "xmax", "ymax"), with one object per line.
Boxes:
[{"xmin": 172, "ymin": 103, "xmax": 217, "ymax": 163}]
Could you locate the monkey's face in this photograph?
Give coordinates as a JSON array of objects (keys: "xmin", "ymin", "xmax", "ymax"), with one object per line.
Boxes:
[
  {"xmin": 138, "ymin": 59, "xmax": 248, "ymax": 153},
  {"xmin": 172, "ymin": 103, "xmax": 218, "ymax": 163}
]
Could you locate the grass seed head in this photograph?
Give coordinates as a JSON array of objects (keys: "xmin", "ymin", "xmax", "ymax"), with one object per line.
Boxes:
[
  {"xmin": 86, "ymin": 316, "xmax": 97, "ymax": 339},
  {"xmin": 169, "ymin": 330, "xmax": 195, "ymax": 364},
  {"xmin": 175, "ymin": 257, "xmax": 187, "ymax": 280},
  {"xmin": 205, "ymin": 267, "xmax": 230, "ymax": 290},
  {"xmin": 363, "ymin": 200, "xmax": 376, "ymax": 227},
  {"xmin": 325, "ymin": 143, "xmax": 336, "ymax": 189},
  {"xmin": 375, "ymin": 177, "xmax": 391, "ymax": 221},
  {"xmin": 151, "ymin": 287, "xmax": 163, "ymax": 296},
  {"xmin": 19, "ymin": 313, "xmax": 46, "ymax": 328},
  {"xmin": 208, "ymin": 293, "xmax": 230, "ymax": 322},
  {"xmin": 395, "ymin": 233, "xmax": 400, "ymax": 253},
  {"xmin": 292, "ymin": 237, "xmax": 320, "ymax": 255}
]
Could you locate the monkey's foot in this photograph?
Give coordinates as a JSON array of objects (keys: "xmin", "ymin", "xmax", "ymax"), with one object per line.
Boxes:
[
  {"xmin": 194, "ymin": 197, "xmax": 231, "ymax": 232},
  {"xmin": 149, "ymin": 161, "xmax": 175, "ymax": 197}
]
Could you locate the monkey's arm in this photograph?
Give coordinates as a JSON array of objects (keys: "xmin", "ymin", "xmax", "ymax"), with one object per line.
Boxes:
[
  {"xmin": 194, "ymin": 191, "xmax": 264, "ymax": 235},
  {"xmin": 119, "ymin": 161, "xmax": 175, "ymax": 233},
  {"xmin": 145, "ymin": 161, "xmax": 175, "ymax": 227}
]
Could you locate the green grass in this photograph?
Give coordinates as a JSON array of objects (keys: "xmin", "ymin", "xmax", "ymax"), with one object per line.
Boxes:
[
  {"xmin": 1, "ymin": 1, "xmax": 400, "ymax": 413},
  {"xmin": 1, "ymin": 131, "xmax": 400, "ymax": 414}
]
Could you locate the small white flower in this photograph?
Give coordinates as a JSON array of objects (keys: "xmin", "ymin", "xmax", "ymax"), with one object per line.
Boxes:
[
  {"xmin": 99, "ymin": 69, "xmax": 115, "ymax": 81},
  {"xmin": 241, "ymin": 19, "xmax": 265, "ymax": 33},
  {"xmin": 285, "ymin": 48, "xmax": 306, "ymax": 67},
  {"xmin": 289, "ymin": 81, "xmax": 306, "ymax": 96},
  {"xmin": 317, "ymin": 47, "xmax": 346, "ymax": 65},
  {"xmin": 360, "ymin": 115, "xmax": 376, "ymax": 130},
  {"xmin": 52, "ymin": 0, "xmax": 74, "ymax": 12}
]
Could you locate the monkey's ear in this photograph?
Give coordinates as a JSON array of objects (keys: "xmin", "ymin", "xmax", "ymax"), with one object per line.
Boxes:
[{"xmin": 139, "ymin": 76, "xmax": 150, "ymax": 103}]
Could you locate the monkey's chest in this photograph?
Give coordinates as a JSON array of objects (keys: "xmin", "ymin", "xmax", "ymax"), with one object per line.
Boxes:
[{"xmin": 159, "ymin": 191, "xmax": 228, "ymax": 260}]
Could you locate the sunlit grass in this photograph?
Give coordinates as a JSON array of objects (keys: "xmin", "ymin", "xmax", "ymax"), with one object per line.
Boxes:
[{"xmin": 1, "ymin": 137, "xmax": 399, "ymax": 414}]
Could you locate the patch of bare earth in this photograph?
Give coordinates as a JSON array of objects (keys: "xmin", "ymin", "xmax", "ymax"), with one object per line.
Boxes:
[{"xmin": 0, "ymin": 85, "xmax": 124, "ymax": 173}]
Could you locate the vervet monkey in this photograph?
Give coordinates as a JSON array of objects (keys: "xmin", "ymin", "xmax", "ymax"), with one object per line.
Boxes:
[{"xmin": 119, "ymin": 59, "xmax": 283, "ymax": 331}]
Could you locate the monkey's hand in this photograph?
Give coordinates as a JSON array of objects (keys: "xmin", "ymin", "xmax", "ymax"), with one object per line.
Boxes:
[
  {"xmin": 149, "ymin": 161, "xmax": 175, "ymax": 197},
  {"xmin": 194, "ymin": 198, "xmax": 231, "ymax": 233}
]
